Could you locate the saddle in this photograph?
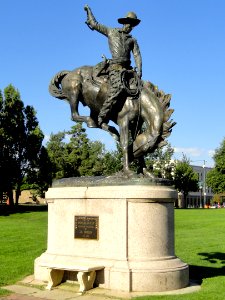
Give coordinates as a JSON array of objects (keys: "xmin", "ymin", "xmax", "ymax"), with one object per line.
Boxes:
[
  {"xmin": 91, "ymin": 60, "xmax": 142, "ymax": 98},
  {"xmin": 91, "ymin": 61, "xmax": 109, "ymax": 87}
]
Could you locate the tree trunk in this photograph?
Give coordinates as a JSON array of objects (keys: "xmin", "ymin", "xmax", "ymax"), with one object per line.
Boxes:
[
  {"xmin": 184, "ymin": 192, "xmax": 188, "ymax": 208},
  {"xmin": 8, "ymin": 190, "xmax": 14, "ymax": 206},
  {"xmin": 0, "ymin": 191, "xmax": 2, "ymax": 204},
  {"xmin": 15, "ymin": 188, "xmax": 21, "ymax": 206}
]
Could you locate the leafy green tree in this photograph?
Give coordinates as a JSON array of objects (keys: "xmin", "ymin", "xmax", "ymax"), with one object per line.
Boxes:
[
  {"xmin": 21, "ymin": 105, "xmax": 51, "ymax": 200},
  {"xmin": 46, "ymin": 124, "xmax": 124, "ymax": 179},
  {"xmin": 206, "ymin": 138, "xmax": 225, "ymax": 194},
  {"xmin": 22, "ymin": 146, "xmax": 53, "ymax": 199},
  {"xmin": 46, "ymin": 124, "xmax": 109, "ymax": 179},
  {"xmin": 0, "ymin": 85, "xmax": 48, "ymax": 205},
  {"xmin": 173, "ymin": 155, "xmax": 199, "ymax": 208},
  {"xmin": 1, "ymin": 85, "xmax": 27, "ymax": 205},
  {"xmin": 46, "ymin": 125, "xmax": 177, "ymax": 180},
  {"xmin": 66, "ymin": 124, "xmax": 96, "ymax": 177},
  {"xmin": 87, "ymin": 141, "xmax": 107, "ymax": 175},
  {"xmin": 0, "ymin": 90, "xmax": 5, "ymax": 203},
  {"xmin": 102, "ymin": 143, "xmax": 123, "ymax": 175},
  {"xmin": 145, "ymin": 144, "xmax": 175, "ymax": 179},
  {"xmin": 46, "ymin": 131, "xmax": 67, "ymax": 179}
]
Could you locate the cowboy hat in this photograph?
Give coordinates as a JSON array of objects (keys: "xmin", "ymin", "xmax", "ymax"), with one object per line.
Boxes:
[{"xmin": 118, "ymin": 12, "xmax": 141, "ymax": 26}]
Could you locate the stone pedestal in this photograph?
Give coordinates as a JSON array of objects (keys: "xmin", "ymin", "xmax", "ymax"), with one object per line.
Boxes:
[{"xmin": 35, "ymin": 182, "xmax": 189, "ymax": 292}]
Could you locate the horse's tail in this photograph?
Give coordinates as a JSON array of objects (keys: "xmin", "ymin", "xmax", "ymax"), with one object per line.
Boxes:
[
  {"xmin": 145, "ymin": 82, "xmax": 176, "ymax": 148},
  {"xmin": 48, "ymin": 70, "xmax": 70, "ymax": 99}
]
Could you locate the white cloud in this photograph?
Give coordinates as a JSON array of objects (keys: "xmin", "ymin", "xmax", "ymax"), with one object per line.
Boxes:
[
  {"xmin": 173, "ymin": 147, "xmax": 215, "ymax": 167},
  {"xmin": 174, "ymin": 147, "xmax": 204, "ymax": 157},
  {"xmin": 208, "ymin": 149, "xmax": 215, "ymax": 158}
]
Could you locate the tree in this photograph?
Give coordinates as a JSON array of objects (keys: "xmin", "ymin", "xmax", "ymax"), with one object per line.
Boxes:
[
  {"xmin": 173, "ymin": 155, "xmax": 199, "ymax": 208},
  {"xmin": 46, "ymin": 125, "xmax": 178, "ymax": 179},
  {"xmin": 0, "ymin": 85, "xmax": 48, "ymax": 205},
  {"xmin": 46, "ymin": 124, "xmax": 124, "ymax": 179},
  {"xmin": 66, "ymin": 124, "xmax": 101, "ymax": 177},
  {"xmin": 0, "ymin": 85, "xmax": 24, "ymax": 204},
  {"xmin": 102, "ymin": 143, "xmax": 123, "ymax": 175},
  {"xmin": 0, "ymin": 90, "xmax": 5, "ymax": 203},
  {"xmin": 22, "ymin": 146, "xmax": 53, "ymax": 199},
  {"xmin": 145, "ymin": 144, "xmax": 175, "ymax": 179},
  {"xmin": 206, "ymin": 138, "xmax": 225, "ymax": 194},
  {"xmin": 46, "ymin": 124, "xmax": 109, "ymax": 179},
  {"xmin": 46, "ymin": 131, "xmax": 67, "ymax": 179}
]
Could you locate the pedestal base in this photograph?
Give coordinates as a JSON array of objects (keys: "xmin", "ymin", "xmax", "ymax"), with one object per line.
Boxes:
[{"xmin": 35, "ymin": 184, "xmax": 189, "ymax": 292}]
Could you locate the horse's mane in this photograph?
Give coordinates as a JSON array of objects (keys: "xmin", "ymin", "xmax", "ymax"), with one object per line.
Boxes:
[{"xmin": 144, "ymin": 81, "xmax": 176, "ymax": 148}]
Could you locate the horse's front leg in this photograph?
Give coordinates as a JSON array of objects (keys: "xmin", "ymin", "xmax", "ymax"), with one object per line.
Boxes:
[
  {"xmin": 137, "ymin": 155, "xmax": 155, "ymax": 179},
  {"xmin": 118, "ymin": 117, "xmax": 135, "ymax": 178},
  {"xmin": 101, "ymin": 123, "xmax": 120, "ymax": 141}
]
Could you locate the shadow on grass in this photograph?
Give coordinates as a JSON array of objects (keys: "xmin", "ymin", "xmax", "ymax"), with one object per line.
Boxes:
[
  {"xmin": 198, "ymin": 252, "xmax": 225, "ymax": 264},
  {"xmin": 0, "ymin": 204, "xmax": 48, "ymax": 216},
  {"xmin": 190, "ymin": 252, "xmax": 225, "ymax": 283}
]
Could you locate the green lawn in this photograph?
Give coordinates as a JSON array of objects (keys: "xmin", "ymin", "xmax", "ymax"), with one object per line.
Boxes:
[
  {"xmin": 0, "ymin": 206, "xmax": 225, "ymax": 299},
  {"xmin": 0, "ymin": 205, "xmax": 47, "ymax": 296}
]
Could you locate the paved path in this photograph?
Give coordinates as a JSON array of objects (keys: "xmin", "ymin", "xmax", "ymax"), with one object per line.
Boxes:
[
  {"xmin": 1, "ymin": 276, "xmax": 201, "ymax": 300},
  {"xmin": 1, "ymin": 294, "xmax": 47, "ymax": 300},
  {"xmin": 1, "ymin": 283, "xmax": 117, "ymax": 300}
]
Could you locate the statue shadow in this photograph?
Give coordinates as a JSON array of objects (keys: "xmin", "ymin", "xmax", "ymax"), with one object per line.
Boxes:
[
  {"xmin": 190, "ymin": 252, "xmax": 225, "ymax": 283},
  {"xmin": 0, "ymin": 204, "xmax": 48, "ymax": 216}
]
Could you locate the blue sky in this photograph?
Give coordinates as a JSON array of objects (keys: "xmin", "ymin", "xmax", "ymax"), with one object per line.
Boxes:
[{"xmin": 0, "ymin": 0, "xmax": 225, "ymax": 167}]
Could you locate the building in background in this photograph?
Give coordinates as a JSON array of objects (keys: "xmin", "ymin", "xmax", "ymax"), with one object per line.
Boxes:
[{"xmin": 186, "ymin": 164, "xmax": 213, "ymax": 208}]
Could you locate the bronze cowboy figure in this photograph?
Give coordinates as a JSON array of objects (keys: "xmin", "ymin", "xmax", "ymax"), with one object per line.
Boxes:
[
  {"xmin": 84, "ymin": 5, "xmax": 142, "ymax": 130},
  {"xmin": 49, "ymin": 5, "xmax": 176, "ymax": 177}
]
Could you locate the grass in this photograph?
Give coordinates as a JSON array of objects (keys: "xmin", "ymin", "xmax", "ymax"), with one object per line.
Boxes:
[
  {"xmin": 0, "ymin": 205, "xmax": 47, "ymax": 296},
  {"xmin": 0, "ymin": 206, "xmax": 225, "ymax": 299}
]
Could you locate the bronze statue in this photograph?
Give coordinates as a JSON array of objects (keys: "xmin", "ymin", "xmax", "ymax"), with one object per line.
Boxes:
[
  {"xmin": 49, "ymin": 5, "xmax": 175, "ymax": 177},
  {"xmin": 84, "ymin": 5, "xmax": 142, "ymax": 130}
]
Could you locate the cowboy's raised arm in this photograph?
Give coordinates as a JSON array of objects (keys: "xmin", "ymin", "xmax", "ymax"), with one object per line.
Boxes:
[
  {"xmin": 132, "ymin": 38, "xmax": 142, "ymax": 78},
  {"xmin": 84, "ymin": 5, "xmax": 108, "ymax": 36}
]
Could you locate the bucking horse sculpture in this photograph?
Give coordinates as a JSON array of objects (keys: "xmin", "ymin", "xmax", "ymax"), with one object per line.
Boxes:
[
  {"xmin": 49, "ymin": 6, "xmax": 176, "ymax": 178},
  {"xmin": 49, "ymin": 64, "xmax": 175, "ymax": 177}
]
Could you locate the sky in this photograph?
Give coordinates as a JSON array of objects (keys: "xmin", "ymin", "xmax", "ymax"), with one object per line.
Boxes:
[{"xmin": 0, "ymin": 0, "xmax": 225, "ymax": 168}]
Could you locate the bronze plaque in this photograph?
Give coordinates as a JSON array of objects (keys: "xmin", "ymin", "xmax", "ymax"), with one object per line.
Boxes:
[{"xmin": 74, "ymin": 216, "xmax": 99, "ymax": 239}]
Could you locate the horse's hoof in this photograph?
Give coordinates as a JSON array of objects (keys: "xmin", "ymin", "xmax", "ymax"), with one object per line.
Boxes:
[
  {"xmin": 100, "ymin": 123, "xmax": 108, "ymax": 130},
  {"xmin": 101, "ymin": 123, "xmax": 120, "ymax": 141},
  {"xmin": 112, "ymin": 134, "xmax": 119, "ymax": 141},
  {"xmin": 143, "ymin": 168, "xmax": 156, "ymax": 179},
  {"xmin": 123, "ymin": 169, "xmax": 136, "ymax": 178},
  {"xmin": 87, "ymin": 118, "xmax": 97, "ymax": 128}
]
